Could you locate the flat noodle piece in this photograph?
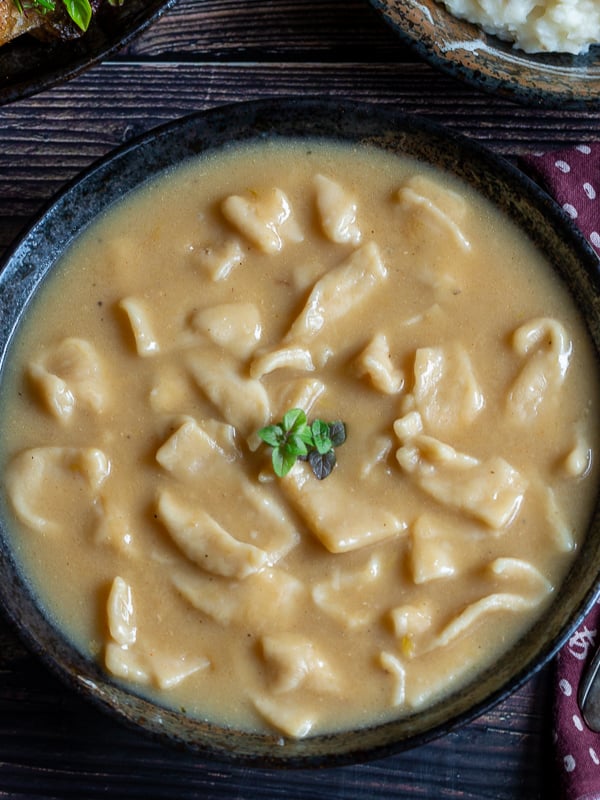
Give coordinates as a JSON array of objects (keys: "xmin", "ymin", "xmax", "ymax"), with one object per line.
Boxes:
[
  {"xmin": 172, "ymin": 567, "xmax": 305, "ymax": 632},
  {"xmin": 186, "ymin": 348, "xmax": 270, "ymax": 441},
  {"xmin": 250, "ymin": 346, "xmax": 315, "ymax": 380},
  {"xmin": 507, "ymin": 317, "xmax": 572, "ymax": 424},
  {"xmin": 378, "ymin": 652, "xmax": 407, "ymax": 706},
  {"xmin": 193, "ymin": 239, "xmax": 245, "ymax": 281},
  {"xmin": 283, "ymin": 463, "xmax": 406, "ymax": 553},
  {"xmin": 156, "ymin": 420, "xmax": 299, "ymax": 560},
  {"xmin": 487, "ymin": 557, "xmax": 553, "ymax": 594},
  {"xmin": 5, "ymin": 446, "xmax": 111, "ymax": 533},
  {"xmin": 105, "ymin": 642, "xmax": 150, "ymax": 685},
  {"xmin": 431, "ymin": 593, "xmax": 539, "ymax": 650},
  {"xmin": 312, "ymin": 555, "xmax": 386, "ymax": 629},
  {"xmin": 411, "ymin": 343, "xmax": 484, "ymax": 434},
  {"xmin": 269, "ymin": 378, "xmax": 326, "ymax": 422},
  {"xmin": 410, "ymin": 515, "xmax": 457, "ymax": 584},
  {"xmin": 104, "ymin": 574, "xmax": 210, "ymax": 689},
  {"xmin": 389, "ymin": 603, "xmax": 433, "ymax": 659},
  {"xmin": 150, "ymin": 653, "xmax": 211, "ymax": 691},
  {"xmin": 355, "ymin": 333, "xmax": 404, "ymax": 395},
  {"xmin": 396, "ymin": 435, "xmax": 527, "ymax": 529},
  {"xmin": 28, "ymin": 337, "xmax": 107, "ymax": 423},
  {"xmin": 156, "ymin": 490, "xmax": 269, "ymax": 579},
  {"xmin": 562, "ymin": 430, "xmax": 593, "ymax": 478},
  {"xmin": 541, "ymin": 484, "xmax": 576, "ymax": 552},
  {"xmin": 239, "ymin": 482, "xmax": 301, "ymax": 562},
  {"xmin": 405, "ymin": 512, "xmax": 486, "ymax": 588},
  {"xmin": 156, "ymin": 415, "xmax": 240, "ymax": 479},
  {"xmin": 107, "ymin": 576, "xmax": 137, "ymax": 647},
  {"xmin": 221, "ymin": 188, "xmax": 303, "ymax": 254},
  {"xmin": 105, "ymin": 643, "xmax": 209, "ymax": 690},
  {"xmin": 283, "ymin": 242, "xmax": 387, "ymax": 342},
  {"xmin": 119, "ymin": 297, "xmax": 161, "ymax": 357},
  {"xmin": 252, "ymin": 695, "xmax": 316, "ymax": 739},
  {"xmin": 189, "ymin": 303, "xmax": 262, "ymax": 360},
  {"xmin": 395, "ymin": 174, "xmax": 471, "ymax": 252},
  {"xmin": 250, "ymin": 243, "xmax": 388, "ymax": 376},
  {"xmin": 359, "ymin": 434, "xmax": 393, "ymax": 478},
  {"xmin": 260, "ymin": 633, "xmax": 338, "ymax": 694},
  {"xmin": 392, "ymin": 410, "xmax": 423, "ymax": 441},
  {"xmin": 313, "ymin": 173, "xmax": 361, "ymax": 245}
]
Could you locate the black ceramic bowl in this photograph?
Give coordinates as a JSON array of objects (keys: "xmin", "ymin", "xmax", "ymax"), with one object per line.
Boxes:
[
  {"xmin": 369, "ymin": 0, "xmax": 600, "ymax": 109},
  {"xmin": 0, "ymin": 0, "xmax": 176, "ymax": 106},
  {"xmin": 1, "ymin": 98, "xmax": 600, "ymax": 767}
]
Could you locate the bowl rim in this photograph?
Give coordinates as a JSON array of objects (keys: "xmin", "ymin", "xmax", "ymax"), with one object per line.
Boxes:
[
  {"xmin": 368, "ymin": 0, "xmax": 600, "ymax": 110},
  {"xmin": 1, "ymin": 96, "xmax": 600, "ymax": 767}
]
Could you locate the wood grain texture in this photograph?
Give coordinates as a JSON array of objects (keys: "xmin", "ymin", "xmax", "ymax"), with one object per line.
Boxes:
[
  {"xmin": 0, "ymin": 0, "xmax": 596, "ymax": 797},
  {"xmin": 2, "ymin": 60, "xmax": 599, "ymax": 232},
  {"xmin": 118, "ymin": 0, "xmax": 406, "ymax": 59}
]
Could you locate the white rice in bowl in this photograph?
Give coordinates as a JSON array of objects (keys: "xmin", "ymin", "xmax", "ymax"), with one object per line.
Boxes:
[{"xmin": 439, "ymin": 0, "xmax": 600, "ymax": 54}]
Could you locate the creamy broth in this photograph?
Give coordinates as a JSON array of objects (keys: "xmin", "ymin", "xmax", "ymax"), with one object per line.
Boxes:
[{"xmin": 1, "ymin": 139, "xmax": 599, "ymax": 738}]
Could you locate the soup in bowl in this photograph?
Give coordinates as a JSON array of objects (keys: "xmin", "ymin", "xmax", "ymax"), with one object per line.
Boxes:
[{"xmin": 0, "ymin": 99, "xmax": 599, "ymax": 766}]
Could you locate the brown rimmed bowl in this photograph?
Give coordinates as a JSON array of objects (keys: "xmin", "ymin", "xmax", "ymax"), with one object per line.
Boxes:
[
  {"xmin": 370, "ymin": 0, "xmax": 600, "ymax": 109},
  {"xmin": 0, "ymin": 97, "xmax": 599, "ymax": 766}
]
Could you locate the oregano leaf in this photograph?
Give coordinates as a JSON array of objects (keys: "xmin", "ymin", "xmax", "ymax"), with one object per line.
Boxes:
[
  {"xmin": 311, "ymin": 419, "xmax": 332, "ymax": 455},
  {"xmin": 257, "ymin": 423, "xmax": 284, "ymax": 448},
  {"xmin": 308, "ymin": 448, "xmax": 336, "ymax": 480},
  {"xmin": 329, "ymin": 421, "xmax": 347, "ymax": 447},
  {"xmin": 272, "ymin": 446, "xmax": 297, "ymax": 478},
  {"xmin": 287, "ymin": 434, "xmax": 309, "ymax": 457},
  {"xmin": 298, "ymin": 425, "xmax": 315, "ymax": 446},
  {"xmin": 283, "ymin": 408, "xmax": 306, "ymax": 434}
]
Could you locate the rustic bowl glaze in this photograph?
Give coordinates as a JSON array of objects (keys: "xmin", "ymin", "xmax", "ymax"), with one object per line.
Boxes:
[
  {"xmin": 0, "ymin": 98, "xmax": 599, "ymax": 766},
  {"xmin": 369, "ymin": 0, "xmax": 600, "ymax": 108}
]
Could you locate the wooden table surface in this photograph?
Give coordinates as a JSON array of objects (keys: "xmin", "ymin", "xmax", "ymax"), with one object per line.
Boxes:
[{"xmin": 1, "ymin": 1, "xmax": 599, "ymax": 797}]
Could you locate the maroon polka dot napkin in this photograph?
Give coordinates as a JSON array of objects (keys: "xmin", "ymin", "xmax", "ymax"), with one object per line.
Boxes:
[
  {"xmin": 520, "ymin": 144, "xmax": 600, "ymax": 800},
  {"xmin": 521, "ymin": 143, "xmax": 600, "ymax": 258},
  {"xmin": 552, "ymin": 603, "xmax": 600, "ymax": 800}
]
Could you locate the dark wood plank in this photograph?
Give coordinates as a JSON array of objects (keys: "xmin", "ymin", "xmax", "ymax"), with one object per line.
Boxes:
[
  {"xmin": 119, "ymin": 0, "xmax": 405, "ymax": 60},
  {"xmin": 2, "ymin": 60, "xmax": 600, "ymax": 235}
]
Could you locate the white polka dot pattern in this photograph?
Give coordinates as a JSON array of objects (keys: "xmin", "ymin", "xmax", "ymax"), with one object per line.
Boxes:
[
  {"xmin": 565, "ymin": 754, "xmax": 577, "ymax": 773},
  {"xmin": 560, "ymin": 678, "xmax": 573, "ymax": 697},
  {"xmin": 584, "ymin": 183, "xmax": 596, "ymax": 201},
  {"xmin": 521, "ymin": 143, "xmax": 600, "ymax": 260},
  {"xmin": 551, "ymin": 599, "xmax": 600, "ymax": 799},
  {"xmin": 517, "ymin": 145, "xmax": 600, "ymax": 800}
]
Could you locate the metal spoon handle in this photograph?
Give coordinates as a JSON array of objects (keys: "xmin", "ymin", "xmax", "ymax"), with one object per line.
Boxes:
[{"xmin": 578, "ymin": 641, "xmax": 600, "ymax": 730}]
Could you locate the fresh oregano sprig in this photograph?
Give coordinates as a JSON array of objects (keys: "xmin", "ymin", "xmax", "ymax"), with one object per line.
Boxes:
[{"xmin": 258, "ymin": 409, "xmax": 346, "ymax": 480}]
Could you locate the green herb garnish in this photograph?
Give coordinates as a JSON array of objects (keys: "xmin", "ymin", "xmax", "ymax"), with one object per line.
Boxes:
[
  {"xmin": 13, "ymin": 0, "xmax": 124, "ymax": 33},
  {"xmin": 258, "ymin": 408, "xmax": 346, "ymax": 480}
]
